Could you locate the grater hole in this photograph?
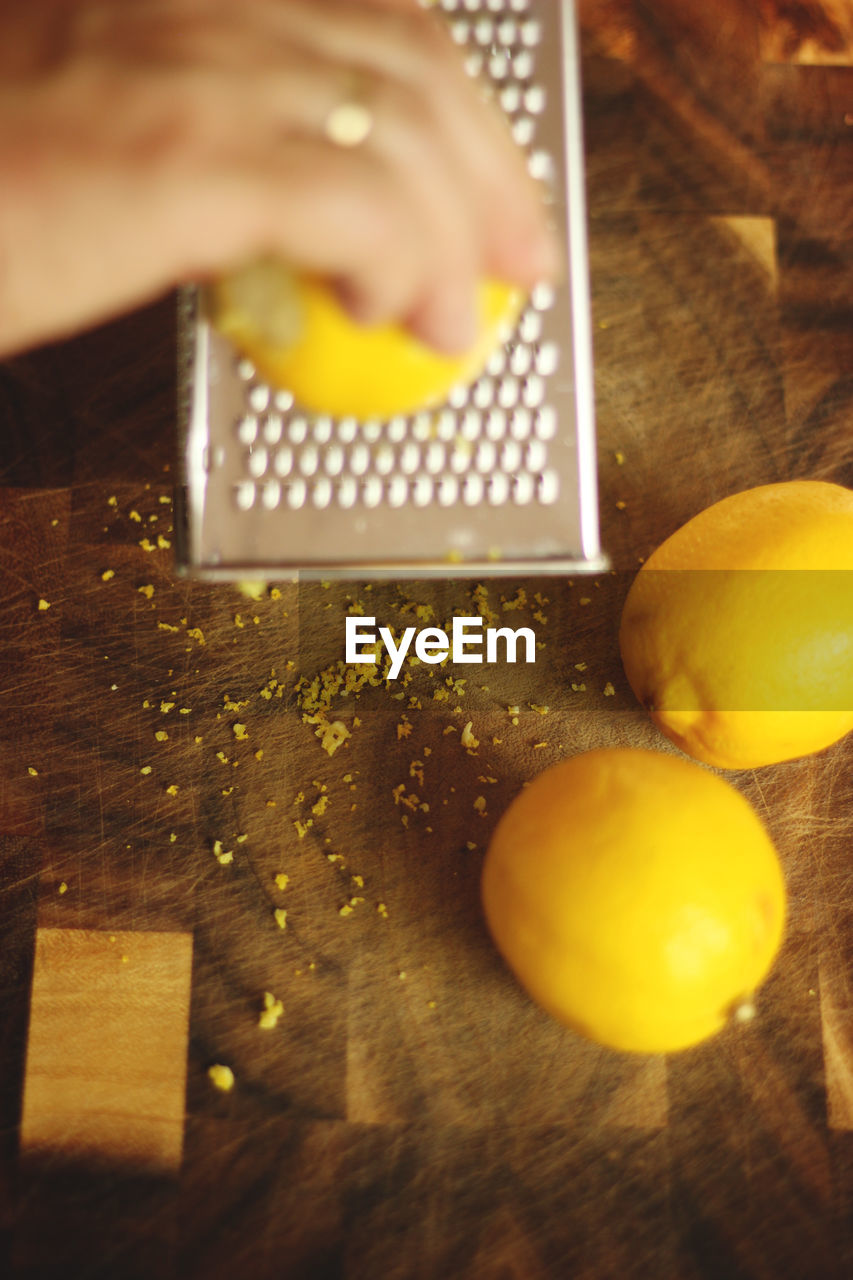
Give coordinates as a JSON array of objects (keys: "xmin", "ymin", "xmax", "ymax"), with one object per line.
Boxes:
[
  {"xmin": 485, "ymin": 408, "xmax": 507, "ymax": 440},
  {"xmin": 412, "ymin": 475, "xmax": 433, "ymax": 507},
  {"xmin": 312, "ymin": 477, "xmax": 332, "ymax": 509},
  {"xmin": 526, "ymin": 439, "xmax": 547, "ymax": 471},
  {"xmin": 475, "ymin": 440, "xmax": 497, "ymax": 472},
  {"xmin": 235, "ymin": 481, "xmax": 255, "ymax": 511},
  {"xmin": 236, "ymin": 357, "xmax": 255, "ymax": 381},
  {"xmin": 497, "ymin": 317, "xmax": 517, "ymax": 345},
  {"xmin": 499, "ymin": 84, "xmax": 522, "ymax": 113},
  {"xmin": 512, "ymin": 49, "xmax": 534, "ymax": 78},
  {"xmin": 273, "ymin": 388, "xmax": 294, "ymax": 412},
  {"xmin": 288, "ymin": 416, "xmax": 308, "ymax": 444},
  {"xmin": 350, "ymin": 443, "xmax": 370, "ymax": 476},
  {"xmin": 519, "ymin": 309, "xmax": 542, "ymax": 343},
  {"xmin": 534, "ymin": 405, "xmax": 557, "ymax": 440},
  {"xmin": 522, "ymin": 374, "xmax": 545, "ymax": 408},
  {"xmin": 462, "ymin": 473, "xmax": 485, "ymax": 505},
  {"xmin": 287, "ymin": 479, "xmax": 307, "ymax": 510},
  {"xmin": 524, "ymin": 84, "xmax": 545, "ymax": 113},
  {"xmin": 312, "ymin": 417, "xmax": 333, "ymax": 444},
  {"xmin": 387, "ymin": 415, "xmax": 408, "ymax": 443},
  {"xmin": 363, "ymin": 476, "xmax": 383, "ymax": 508},
  {"xmin": 388, "ymin": 475, "xmax": 408, "ymax": 508},
  {"xmin": 374, "ymin": 443, "xmax": 396, "ymax": 476},
  {"xmin": 324, "ymin": 445, "xmax": 345, "ymax": 476},
  {"xmin": 488, "ymin": 51, "xmax": 510, "ymax": 78},
  {"xmin": 247, "ymin": 447, "xmax": 268, "ymax": 478},
  {"xmin": 501, "ymin": 440, "xmax": 522, "ymax": 472},
  {"xmin": 509, "ymin": 407, "xmax": 532, "ymax": 439},
  {"xmin": 424, "ymin": 441, "xmax": 446, "ymax": 474},
  {"xmin": 513, "ymin": 472, "xmax": 535, "ymax": 504},
  {"xmin": 497, "ymin": 376, "xmax": 519, "ymax": 408},
  {"xmin": 531, "ymin": 282, "xmax": 555, "ymax": 312},
  {"xmin": 263, "ymin": 414, "xmax": 283, "ymax": 445},
  {"xmin": 538, "ymin": 469, "xmax": 559, "ymax": 505},
  {"xmin": 528, "ymin": 149, "xmax": 553, "ymax": 182},
  {"xmin": 460, "ymin": 409, "xmax": 482, "ymax": 441},
  {"xmin": 488, "ymin": 473, "xmax": 510, "ymax": 505},
  {"xmin": 520, "ymin": 18, "xmax": 541, "ymax": 46},
  {"xmin": 338, "ymin": 476, "xmax": 358, "ymax": 509},
  {"xmin": 450, "ymin": 443, "xmax": 472, "ymax": 474},
  {"xmin": 474, "ymin": 17, "xmax": 494, "ymax": 43},
  {"xmin": 262, "ymin": 480, "xmax": 281, "ymax": 510},
  {"xmin": 535, "ymin": 341, "xmax": 559, "ymax": 376},
  {"xmin": 273, "ymin": 446, "xmax": 293, "ymax": 476},
  {"xmin": 299, "ymin": 445, "xmax": 319, "ymax": 477},
  {"xmin": 509, "ymin": 345, "xmax": 532, "ymax": 377},
  {"xmin": 473, "ymin": 377, "xmax": 495, "ymax": 409},
  {"xmin": 400, "ymin": 441, "xmax": 420, "ymax": 475},
  {"xmin": 436, "ymin": 410, "xmax": 457, "ymax": 441},
  {"xmin": 512, "ymin": 117, "xmax": 536, "ymax": 146},
  {"xmin": 248, "ymin": 384, "xmax": 270, "ymax": 413},
  {"xmin": 497, "ymin": 18, "xmax": 517, "ymax": 44},
  {"xmin": 237, "ymin": 414, "xmax": 258, "ymax": 446},
  {"xmin": 437, "ymin": 475, "xmax": 459, "ymax": 507},
  {"xmin": 486, "ymin": 348, "xmax": 506, "ymax": 377}
]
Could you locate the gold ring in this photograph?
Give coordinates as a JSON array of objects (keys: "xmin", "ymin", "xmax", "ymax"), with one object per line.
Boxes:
[{"xmin": 324, "ymin": 75, "xmax": 374, "ymax": 148}]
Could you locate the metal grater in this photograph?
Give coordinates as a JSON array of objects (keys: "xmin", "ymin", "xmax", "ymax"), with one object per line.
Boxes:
[{"xmin": 174, "ymin": 0, "xmax": 606, "ymax": 579}]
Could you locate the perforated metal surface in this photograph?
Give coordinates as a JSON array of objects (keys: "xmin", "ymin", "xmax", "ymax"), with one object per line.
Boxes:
[{"xmin": 175, "ymin": 0, "xmax": 605, "ymax": 578}]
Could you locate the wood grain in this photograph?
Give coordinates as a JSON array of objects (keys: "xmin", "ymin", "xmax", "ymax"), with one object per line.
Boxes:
[
  {"xmin": 758, "ymin": 0, "xmax": 853, "ymax": 64},
  {"xmin": 19, "ymin": 929, "xmax": 193, "ymax": 1174}
]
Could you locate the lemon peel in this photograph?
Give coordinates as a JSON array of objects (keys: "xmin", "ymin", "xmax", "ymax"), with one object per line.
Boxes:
[
  {"xmin": 207, "ymin": 258, "xmax": 524, "ymax": 420},
  {"xmin": 481, "ymin": 747, "xmax": 786, "ymax": 1054},
  {"xmin": 619, "ymin": 481, "xmax": 853, "ymax": 769}
]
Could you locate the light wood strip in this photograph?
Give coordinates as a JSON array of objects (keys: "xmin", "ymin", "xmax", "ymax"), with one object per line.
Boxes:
[
  {"xmin": 759, "ymin": 0, "xmax": 853, "ymax": 65},
  {"xmin": 709, "ymin": 216, "xmax": 778, "ymax": 290},
  {"xmin": 20, "ymin": 928, "xmax": 193, "ymax": 1173},
  {"xmin": 600, "ymin": 1056, "xmax": 669, "ymax": 1129},
  {"xmin": 820, "ymin": 956, "xmax": 853, "ymax": 1130}
]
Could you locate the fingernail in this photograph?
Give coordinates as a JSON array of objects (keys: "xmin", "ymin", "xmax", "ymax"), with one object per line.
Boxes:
[
  {"xmin": 334, "ymin": 280, "xmax": 381, "ymax": 327},
  {"xmin": 413, "ymin": 292, "xmax": 479, "ymax": 354}
]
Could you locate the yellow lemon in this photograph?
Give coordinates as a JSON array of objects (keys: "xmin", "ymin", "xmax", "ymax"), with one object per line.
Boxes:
[
  {"xmin": 619, "ymin": 480, "xmax": 853, "ymax": 769},
  {"xmin": 206, "ymin": 257, "xmax": 524, "ymax": 420},
  {"xmin": 480, "ymin": 748, "xmax": 786, "ymax": 1054}
]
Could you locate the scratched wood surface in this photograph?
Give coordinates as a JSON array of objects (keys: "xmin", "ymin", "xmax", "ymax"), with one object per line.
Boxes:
[{"xmin": 1, "ymin": 2, "xmax": 853, "ymax": 1277}]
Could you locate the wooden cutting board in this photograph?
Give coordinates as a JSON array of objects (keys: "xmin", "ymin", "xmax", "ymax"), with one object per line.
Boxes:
[{"xmin": 1, "ymin": 2, "xmax": 853, "ymax": 1276}]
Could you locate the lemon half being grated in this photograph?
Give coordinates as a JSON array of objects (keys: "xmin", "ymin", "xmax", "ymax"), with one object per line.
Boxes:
[{"xmin": 206, "ymin": 258, "xmax": 524, "ymax": 421}]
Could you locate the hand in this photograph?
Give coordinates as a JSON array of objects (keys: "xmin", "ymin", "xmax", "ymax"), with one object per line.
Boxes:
[{"xmin": 0, "ymin": 0, "xmax": 561, "ymax": 358}]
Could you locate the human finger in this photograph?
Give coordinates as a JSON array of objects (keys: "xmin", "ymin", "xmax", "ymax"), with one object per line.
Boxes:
[{"xmin": 259, "ymin": 0, "xmax": 561, "ymax": 287}]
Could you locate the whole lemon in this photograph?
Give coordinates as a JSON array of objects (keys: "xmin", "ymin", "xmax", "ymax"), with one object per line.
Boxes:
[
  {"xmin": 480, "ymin": 748, "xmax": 786, "ymax": 1054},
  {"xmin": 619, "ymin": 480, "xmax": 853, "ymax": 770},
  {"xmin": 206, "ymin": 257, "xmax": 523, "ymax": 420}
]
